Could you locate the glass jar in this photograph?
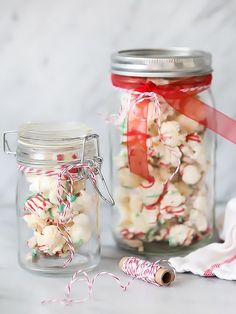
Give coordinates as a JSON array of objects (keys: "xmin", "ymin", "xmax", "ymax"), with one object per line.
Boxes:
[
  {"xmin": 4, "ymin": 122, "xmax": 114, "ymax": 274},
  {"xmin": 109, "ymin": 48, "xmax": 216, "ymax": 256}
]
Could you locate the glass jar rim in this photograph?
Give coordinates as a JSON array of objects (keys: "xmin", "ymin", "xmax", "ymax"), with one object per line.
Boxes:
[{"xmin": 111, "ymin": 48, "xmax": 212, "ymax": 78}]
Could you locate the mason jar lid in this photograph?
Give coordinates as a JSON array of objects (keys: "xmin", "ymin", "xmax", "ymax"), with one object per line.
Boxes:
[
  {"xmin": 16, "ymin": 122, "xmax": 98, "ymax": 165},
  {"xmin": 111, "ymin": 48, "xmax": 212, "ymax": 77}
]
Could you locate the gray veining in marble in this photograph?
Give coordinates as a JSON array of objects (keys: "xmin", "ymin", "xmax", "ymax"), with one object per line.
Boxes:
[{"xmin": 0, "ymin": 2, "xmax": 236, "ymax": 203}]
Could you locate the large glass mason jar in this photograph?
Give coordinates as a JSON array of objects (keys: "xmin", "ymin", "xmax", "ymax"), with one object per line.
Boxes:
[
  {"xmin": 110, "ymin": 48, "xmax": 216, "ymax": 256},
  {"xmin": 4, "ymin": 122, "xmax": 114, "ymax": 274}
]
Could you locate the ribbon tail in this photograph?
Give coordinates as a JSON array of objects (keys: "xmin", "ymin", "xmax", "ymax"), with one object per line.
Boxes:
[
  {"xmin": 127, "ymin": 97, "xmax": 151, "ymax": 180},
  {"xmin": 162, "ymin": 90, "xmax": 236, "ymax": 145}
]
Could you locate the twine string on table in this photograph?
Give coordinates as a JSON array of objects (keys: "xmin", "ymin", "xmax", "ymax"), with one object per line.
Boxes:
[{"xmin": 42, "ymin": 257, "xmax": 175, "ymax": 306}]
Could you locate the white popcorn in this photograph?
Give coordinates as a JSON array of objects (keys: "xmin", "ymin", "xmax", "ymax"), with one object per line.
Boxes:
[
  {"xmin": 174, "ymin": 181, "xmax": 194, "ymax": 198},
  {"xmin": 69, "ymin": 213, "xmax": 92, "ymax": 244},
  {"xmin": 129, "ymin": 193, "xmax": 143, "ymax": 214},
  {"xmin": 72, "ymin": 180, "xmax": 85, "ymax": 195},
  {"xmin": 189, "ymin": 209, "xmax": 208, "ymax": 232},
  {"xmin": 138, "ymin": 180, "xmax": 164, "ymax": 206},
  {"xmin": 129, "ymin": 208, "xmax": 157, "ymax": 234},
  {"xmin": 115, "ymin": 147, "xmax": 128, "ymax": 168},
  {"xmin": 36, "ymin": 225, "xmax": 65, "ymax": 255},
  {"xmin": 23, "ymin": 214, "xmax": 47, "ymax": 232},
  {"xmin": 115, "ymin": 188, "xmax": 131, "ymax": 225},
  {"xmin": 160, "ymin": 184, "xmax": 185, "ymax": 209},
  {"xmin": 177, "ymin": 114, "xmax": 204, "ymax": 133},
  {"xmin": 182, "ymin": 164, "xmax": 201, "ymax": 185},
  {"xmin": 168, "ymin": 224, "xmax": 195, "ymax": 246},
  {"xmin": 71, "ymin": 190, "xmax": 93, "ymax": 213},
  {"xmin": 160, "ymin": 205, "xmax": 187, "ymax": 222},
  {"xmin": 118, "ymin": 168, "xmax": 143, "ymax": 188},
  {"xmin": 26, "ymin": 174, "xmax": 67, "ymax": 205},
  {"xmin": 155, "ymin": 228, "xmax": 169, "ymax": 241},
  {"xmin": 147, "ymin": 97, "xmax": 175, "ymax": 124},
  {"xmin": 181, "ymin": 137, "xmax": 207, "ymax": 170},
  {"xmin": 148, "ymin": 142, "xmax": 181, "ymax": 168},
  {"xmin": 24, "ymin": 195, "xmax": 52, "ymax": 219},
  {"xmin": 193, "ymin": 195, "xmax": 207, "ymax": 212},
  {"xmin": 160, "ymin": 121, "xmax": 182, "ymax": 147}
]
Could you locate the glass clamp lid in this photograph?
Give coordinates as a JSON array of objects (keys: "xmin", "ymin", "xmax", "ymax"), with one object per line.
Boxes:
[{"xmin": 3, "ymin": 122, "xmax": 115, "ymax": 206}]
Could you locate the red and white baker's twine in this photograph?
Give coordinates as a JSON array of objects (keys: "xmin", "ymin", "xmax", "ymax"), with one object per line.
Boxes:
[
  {"xmin": 122, "ymin": 256, "xmax": 175, "ymax": 285},
  {"xmin": 19, "ymin": 162, "xmax": 97, "ymax": 268},
  {"xmin": 42, "ymin": 257, "xmax": 175, "ymax": 306},
  {"xmin": 129, "ymin": 92, "xmax": 181, "ymax": 201}
]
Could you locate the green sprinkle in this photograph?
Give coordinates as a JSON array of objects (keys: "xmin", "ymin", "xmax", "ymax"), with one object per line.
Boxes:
[
  {"xmin": 75, "ymin": 239, "xmax": 84, "ymax": 246},
  {"xmin": 48, "ymin": 208, "xmax": 54, "ymax": 220},
  {"xmin": 169, "ymin": 191, "xmax": 178, "ymax": 195},
  {"xmin": 39, "ymin": 193, "xmax": 49, "ymax": 201},
  {"xmin": 25, "ymin": 195, "xmax": 32, "ymax": 202},
  {"xmin": 32, "ymin": 249, "xmax": 37, "ymax": 257},
  {"xmin": 120, "ymin": 119, "xmax": 127, "ymax": 132},
  {"xmin": 58, "ymin": 204, "xmax": 65, "ymax": 213},
  {"xmin": 70, "ymin": 195, "xmax": 77, "ymax": 203}
]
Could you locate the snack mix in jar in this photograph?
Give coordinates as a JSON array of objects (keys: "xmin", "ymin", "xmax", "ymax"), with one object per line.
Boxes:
[
  {"xmin": 4, "ymin": 123, "xmax": 114, "ymax": 274},
  {"xmin": 110, "ymin": 49, "xmax": 216, "ymax": 255}
]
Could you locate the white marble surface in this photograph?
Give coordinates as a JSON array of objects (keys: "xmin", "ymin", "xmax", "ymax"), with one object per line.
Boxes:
[
  {"xmin": 0, "ymin": 0, "xmax": 236, "ymax": 205},
  {"xmin": 1, "ymin": 204, "xmax": 236, "ymax": 314}
]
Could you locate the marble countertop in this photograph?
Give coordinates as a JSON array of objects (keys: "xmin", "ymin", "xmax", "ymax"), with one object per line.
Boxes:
[{"xmin": 1, "ymin": 205, "xmax": 235, "ymax": 314}]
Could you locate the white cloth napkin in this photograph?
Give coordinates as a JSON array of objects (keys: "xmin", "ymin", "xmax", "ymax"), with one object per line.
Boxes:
[{"xmin": 169, "ymin": 198, "xmax": 236, "ymax": 280}]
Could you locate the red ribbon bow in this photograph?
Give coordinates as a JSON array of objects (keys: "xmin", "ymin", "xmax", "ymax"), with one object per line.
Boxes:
[{"xmin": 112, "ymin": 73, "xmax": 236, "ymax": 180}]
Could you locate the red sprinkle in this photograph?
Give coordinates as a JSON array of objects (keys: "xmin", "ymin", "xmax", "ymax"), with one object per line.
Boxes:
[
  {"xmin": 57, "ymin": 154, "xmax": 64, "ymax": 161},
  {"xmin": 186, "ymin": 133, "xmax": 201, "ymax": 143},
  {"xmin": 145, "ymin": 182, "xmax": 168, "ymax": 209},
  {"xmin": 140, "ymin": 176, "xmax": 155, "ymax": 189}
]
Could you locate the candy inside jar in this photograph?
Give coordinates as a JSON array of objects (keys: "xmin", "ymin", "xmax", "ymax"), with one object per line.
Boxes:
[
  {"xmin": 4, "ymin": 122, "xmax": 114, "ymax": 274},
  {"xmin": 110, "ymin": 49, "xmax": 216, "ymax": 256}
]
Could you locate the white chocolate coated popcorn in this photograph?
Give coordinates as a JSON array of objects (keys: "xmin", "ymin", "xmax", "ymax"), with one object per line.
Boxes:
[
  {"xmin": 36, "ymin": 225, "xmax": 66, "ymax": 255},
  {"xmin": 160, "ymin": 121, "xmax": 182, "ymax": 147},
  {"xmin": 160, "ymin": 183, "xmax": 185, "ymax": 209},
  {"xmin": 71, "ymin": 190, "xmax": 93, "ymax": 213},
  {"xmin": 115, "ymin": 92, "xmax": 210, "ymax": 250},
  {"xmin": 138, "ymin": 180, "xmax": 164, "ymax": 206},
  {"xmin": 24, "ymin": 214, "xmax": 46, "ymax": 232},
  {"xmin": 116, "ymin": 147, "xmax": 128, "ymax": 168},
  {"xmin": 24, "ymin": 164, "xmax": 95, "ymax": 260},
  {"xmin": 177, "ymin": 114, "xmax": 204, "ymax": 133},
  {"xmin": 118, "ymin": 168, "xmax": 143, "ymax": 188},
  {"xmin": 189, "ymin": 209, "xmax": 208, "ymax": 232},
  {"xmin": 24, "ymin": 195, "xmax": 52, "ymax": 219},
  {"xmin": 182, "ymin": 164, "xmax": 201, "ymax": 185},
  {"xmin": 168, "ymin": 225, "xmax": 195, "ymax": 247},
  {"xmin": 69, "ymin": 213, "xmax": 92, "ymax": 244}
]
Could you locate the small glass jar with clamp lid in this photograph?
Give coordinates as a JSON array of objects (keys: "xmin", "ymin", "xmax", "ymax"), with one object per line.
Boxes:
[{"xmin": 3, "ymin": 122, "xmax": 114, "ymax": 274}]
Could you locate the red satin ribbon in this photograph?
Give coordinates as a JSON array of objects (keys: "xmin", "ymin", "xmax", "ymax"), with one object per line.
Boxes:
[{"xmin": 112, "ymin": 73, "xmax": 236, "ymax": 180}]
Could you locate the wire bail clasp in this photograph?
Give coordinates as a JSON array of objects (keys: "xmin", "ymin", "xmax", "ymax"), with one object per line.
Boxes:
[
  {"xmin": 3, "ymin": 130, "xmax": 17, "ymax": 155},
  {"xmin": 79, "ymin": 134, "xmax": 115, "ymax": 206}
]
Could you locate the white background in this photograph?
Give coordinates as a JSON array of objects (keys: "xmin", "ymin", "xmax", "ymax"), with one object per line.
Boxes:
[{"xmin": 1, "ymin": 0, "xmax": 236, "ymax": 205}]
